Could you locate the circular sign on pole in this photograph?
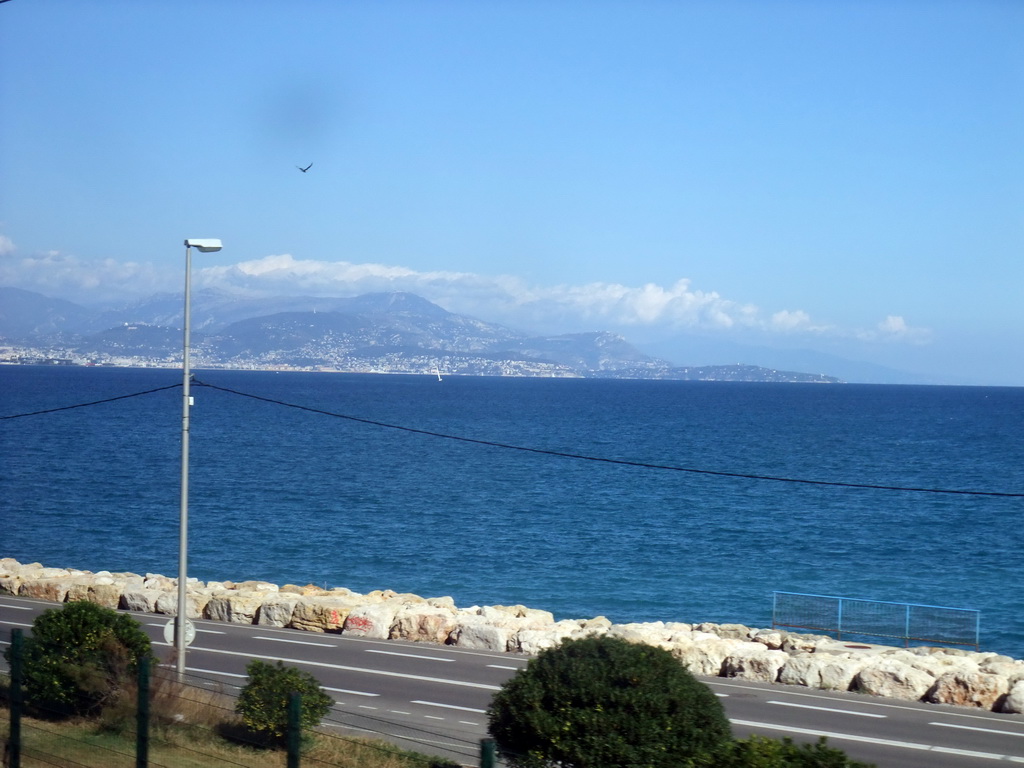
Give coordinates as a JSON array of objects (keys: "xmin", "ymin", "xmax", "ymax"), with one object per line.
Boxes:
[{"xmin": 163, "ymin": 618, "xmax": 196, "ymax": 646}]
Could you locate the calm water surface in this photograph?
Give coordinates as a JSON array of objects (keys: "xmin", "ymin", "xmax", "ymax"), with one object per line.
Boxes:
[{"xmin": 3, "ymin": 366, "xmax": 1022, "ymax": 656}]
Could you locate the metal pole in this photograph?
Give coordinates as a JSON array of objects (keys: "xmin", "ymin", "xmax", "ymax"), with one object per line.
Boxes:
[
  {"xmin": 479, "ymin": 738, "xmax": 496, "ymax": 768},
  {"xmin": 287, "ymin": 692, "xmax": 301, "ymax": 768},
  {"xmin": 176, "ymin": 243, "xmax": 192, "ymax": 678},
  {"xmin": 136, "ymin": 655, "xmax": 150, "ymax": 768},
  {"xmin": 9, "ymin": 628, "xmax": 23, "ymax": 768}
]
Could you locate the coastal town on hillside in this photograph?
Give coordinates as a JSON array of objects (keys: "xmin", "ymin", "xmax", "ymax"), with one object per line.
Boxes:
[{"xmin": 0, "ymin": 342, "xmax": 840, "ymax": 383}]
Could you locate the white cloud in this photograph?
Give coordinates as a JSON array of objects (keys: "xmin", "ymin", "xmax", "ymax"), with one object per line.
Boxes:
[
  {"xmin": 196, "ymin": 256, "xmax": 770, "ymax": 334},
  {"xmin": 0, "ymin": 244, "xmax": 176, "ymax": 305},
  {"xmin": 769, "ymin": 309, "xmax": 835, "ymax": 334},
  {"xmin": 858, "ymin": 314, "xmax": 932, "ymax": 343},
  {"xmin": 1, "ymin": 243, "xmax": 930, "ymax": 348}
]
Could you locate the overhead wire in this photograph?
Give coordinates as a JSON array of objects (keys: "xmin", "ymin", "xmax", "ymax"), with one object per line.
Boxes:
[
  {"xmin": 0, "ymin": 382, "xmax": 182, "ymax": 419},
  {"xmin": 3, "ymin": 376, "xmax": 1022, "ymax": 498},
  {"xmin": 192, "ymin": 379, "xmax": 1024, "ymax": 498}
]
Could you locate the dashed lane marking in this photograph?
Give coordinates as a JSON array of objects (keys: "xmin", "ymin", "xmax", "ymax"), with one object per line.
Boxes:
[{"xmin": 767, "ymin": 700, "xmax": 886, "ymax": 718}]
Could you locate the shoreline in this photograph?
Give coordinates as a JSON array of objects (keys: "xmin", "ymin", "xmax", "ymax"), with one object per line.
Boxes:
[{"xmin": 2, "ymin": 558, "xmax": 1023, "ymax": 715}]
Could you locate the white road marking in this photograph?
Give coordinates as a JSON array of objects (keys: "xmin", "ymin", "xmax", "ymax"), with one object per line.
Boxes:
[
  {"xmin": 253, "ymin": 635, "xmax": 335, "ymax": 647},
  {"xmin": 930, "ymin": 721, "xmax": 1024, "ymax": 738},
  {"xmin": 185, "ymin": 667, "xmax": 246, "ymax": 679},
  {"xmin": 366, "ymin": 649, "xmax": 454, "ymax": 662},
  {"xmin": 0, "ymin": 603, "xmax": 33, "ymax": 610},
  {"xmin": 411, "ymin": 700, "xmax": 487, "ymax": 714},
  {"xmin": 767, "ymin": 700, "xmax": 886, "ymax": 718},
  {"xmin": 145, "ymin": 622, "xmax": 225, "ymax": 635},
  {"xmin": 731, "ymin": 719, "xmax": 1024, "ymax": 762},
  {"xmin": 487, "ymin": 664, "xmax": 521, "ymax": 670},
  {"xmin": 322, "ymin": 686, "xmax": 379, "ymax": 697},
  {"xmin": 189, "ymin": 646, "xmax": 501, "ymax": 690}
]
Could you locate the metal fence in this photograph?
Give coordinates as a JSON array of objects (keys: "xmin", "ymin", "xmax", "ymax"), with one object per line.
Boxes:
[
  {"xmin": 771, "ymin": 591, "xmax": 980, "ymax": 650},
  {"xmin": 3, "ymin": 628, "xmax": 496, "ymax": 768}
]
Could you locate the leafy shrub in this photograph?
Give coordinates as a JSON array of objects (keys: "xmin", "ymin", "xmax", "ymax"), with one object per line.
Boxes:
[
  {"xmin": 3, "ymin": 600, "xmax": 153, "ymax": 718},
  {"xmin": 488, "ymin": 635, "xmax": 732, "ymax": 768},
  {"xmin": 235, "ymin": 660, "xmax": 334, "ymax": 744},
  {"xmin": 688, "ymin": 735, "xmax": 875, "ymax": 767}
]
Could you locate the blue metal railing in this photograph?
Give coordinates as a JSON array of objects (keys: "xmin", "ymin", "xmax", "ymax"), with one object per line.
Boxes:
[{"xmin": 772, "ymin": 591, "xmax": 980, "ymax": 650}]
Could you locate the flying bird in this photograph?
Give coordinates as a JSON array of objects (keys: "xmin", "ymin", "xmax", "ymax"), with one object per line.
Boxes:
[{"xmin": 297, "ymin": 163, "xmax": 313, "ymax": 173}]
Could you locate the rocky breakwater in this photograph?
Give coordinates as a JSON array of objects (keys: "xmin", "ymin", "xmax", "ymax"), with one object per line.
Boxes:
[{"xmin": 3, "ymin": 558, "xmax": 1024, "ymax": 715}]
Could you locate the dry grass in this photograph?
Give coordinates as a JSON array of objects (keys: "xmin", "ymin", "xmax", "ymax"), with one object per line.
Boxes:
[
  {"xmin": 0, "ymin": 669, "xmax": 462, "ymax": 768},
  {"xmin": 2, "ymin": 710, "xmax": 456, "ymax": 768}
]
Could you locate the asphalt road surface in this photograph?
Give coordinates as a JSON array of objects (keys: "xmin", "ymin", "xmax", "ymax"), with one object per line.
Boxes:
[{"xmin": 3, "ymin": 595, "xmax": 1023, "ymax": 767}]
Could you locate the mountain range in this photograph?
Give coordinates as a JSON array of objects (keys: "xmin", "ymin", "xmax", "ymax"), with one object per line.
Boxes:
[{"xmin": 0, "ymin": 286, "xmax": 842, "ymax": 382}]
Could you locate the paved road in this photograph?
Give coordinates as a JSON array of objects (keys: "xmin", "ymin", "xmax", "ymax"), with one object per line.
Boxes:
[{"xmin": 3, "ymin": 595, "xmax": 1024, "ymax": 767}]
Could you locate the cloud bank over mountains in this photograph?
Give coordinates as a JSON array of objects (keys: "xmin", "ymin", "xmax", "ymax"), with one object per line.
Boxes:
[{"xmin": 0, "ymin": 241, "xmax": 929, "ymax": 351}]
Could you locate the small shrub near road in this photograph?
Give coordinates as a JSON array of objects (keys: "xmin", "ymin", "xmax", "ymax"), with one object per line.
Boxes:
[
  {"xmin": 488, "ymin": 635, "xmax": 873, "ymax": 768},
  {"xmin": 688, "ymin": 734, "xmax": 875, "ymax": 767},
  {"xmin": 4, "ymin": 600, "xmax": 154, "ymax": 718},
  {"xmin": 235, "ymin": 659, "xmax": 334, "ymax": 745},
  {"xmin": 488, "ymin": 635, "xmax": 732, "ymax": 768}
]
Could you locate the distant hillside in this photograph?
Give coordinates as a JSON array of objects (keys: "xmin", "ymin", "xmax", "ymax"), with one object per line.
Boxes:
[
  {"xmin": 0, "ymin": 287, "xmax": 99, "ymax": 338},
  {"xmin": 0, "ymin": 286, "xmax": 842, "ymax": 382}
]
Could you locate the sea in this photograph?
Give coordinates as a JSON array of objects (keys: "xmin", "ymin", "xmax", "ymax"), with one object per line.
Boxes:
[{"xmin": 2, "ymin": 365, "xmax": 1023, "ymax": 658}]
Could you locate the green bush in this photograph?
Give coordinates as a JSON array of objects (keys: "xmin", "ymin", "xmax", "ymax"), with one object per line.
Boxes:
[
  {"xmin": 688, "ymin": 735, "xmax": 875, "ymax": 767},
  {"xmin": 235, "ymin": 660, "xmax": 334, "ymax": 744},
  {"xmin": 487, "ymin": 635, "xmax": 732, "ymax": 768},
  {"xmin": 4, "ymin": 600, "xmax": 153, "ymax": 718}
]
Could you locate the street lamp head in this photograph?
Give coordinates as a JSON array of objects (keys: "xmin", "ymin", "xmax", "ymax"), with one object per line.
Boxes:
[{"xmin": 184, "ymin": 238, "xmax": 222, "ymax": 253}]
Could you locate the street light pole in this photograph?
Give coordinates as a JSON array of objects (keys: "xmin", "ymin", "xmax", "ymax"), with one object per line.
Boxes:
[{"xmin": 178, "ymin": 238, "xmax": 222, "ymax": 678}]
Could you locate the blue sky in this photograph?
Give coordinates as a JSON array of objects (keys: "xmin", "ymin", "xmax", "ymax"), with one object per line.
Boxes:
[{"xmin": 1, "ymin": 1, "xmax": 1021, "ymax": 384}]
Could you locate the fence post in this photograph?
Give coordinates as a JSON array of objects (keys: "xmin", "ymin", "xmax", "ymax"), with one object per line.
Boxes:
[
  {"xmin": 480, "ymin": 737, "xmax": 496, "ymax": 768},
  {"xmin": 136, "ymin": 655, "xmax": 150, "ymax": 768},
  {"xmin": 8, "ymin": 628, "xmax": 23, "ymax": 768},
  {"xmin": 837, "ymin": 598, "xmax": 844, "ymax": 640},
  {"xmin": 287, "ymin": 691, "xmax": 301, "ymax": 768}
]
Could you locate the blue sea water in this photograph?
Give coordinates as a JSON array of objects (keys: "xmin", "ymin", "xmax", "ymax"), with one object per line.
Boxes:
[{"xmin": 2, "ymin": 366, "xmax": 1023, "ymax": 657}]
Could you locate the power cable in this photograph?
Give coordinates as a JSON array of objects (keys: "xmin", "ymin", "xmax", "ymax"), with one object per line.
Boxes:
[
  {"xmin": 0, "ymin": 382, "xmax": 182, "ymax": 419},
  {"xmin": 3, "ymin": 376, "xmax": 1021, "ymax": 497},
  {"xmin": 193, "ymin": 379, "xmax": 1024, "ymax": 498}
]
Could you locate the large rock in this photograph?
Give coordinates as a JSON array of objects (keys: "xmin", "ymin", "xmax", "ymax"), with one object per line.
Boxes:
[
  {"xmin": 671, "ymin": 636, "xmax": 739, "ymax": 677},
  {"xmin": 926, "ymin": 671, "xmax": 1009, "ymax": 709},
  {"xmin": 449, "ymin": 615, "xmax": 513, "ymax": 652},
  {"xmin": 391, "ymin": 604, "xmax": 458, "ymax": 644},
  {"xmin": 204, "ymin": 591, "xmax": 267, "ymax": 624},
  {"xmin": 1001, "ymin": 680, "xmax": 1024, "ymax": 714},
  {"xmin": 514, "ymin": 621, "xmax": 583, "ymax": 655},
  {"xmin": 853, "ymin": 658, "xmax": 935, "ymax": 701},
  {"xmin": 289, "ymin": 596, "xmax": 363, "ymax": 633},
  {"xmin": 343, "ymin": 602, "xmax": 400, "ymax": 639},
  {"xmin": 608, "ymin": 621, "xmax": 674, "ymax": 646},
  {"xmin": 154, "ymin": 590, "xmax": 209, "ymax": 619},
  {"xmin": 67, "ymin": 581, "xmax": 123, "ymax": 609},
  {"xmin": 722, "ymin": 644, "xmax": 788, "ymax": 683},
  {"xmin": 257, "ymin": 594, "xmax": 301, "ymax": 627},
  {"xmin": 484, "ymin": 604, "xmax": 556, "ymax": 624},
  {"xmin": 779, "ymin": 653, "xmax": 825, "ymax": 688},
  {"xmin": 121, "ymin": 588, "xmax": 164, "ymax": 613},
  {"xmin": 818, "ymin": 655, "xmax": 871, "ymax": 691},
  {"xmin": 19, "ymin": 578, "xmax": 76, "ymax": 602}
]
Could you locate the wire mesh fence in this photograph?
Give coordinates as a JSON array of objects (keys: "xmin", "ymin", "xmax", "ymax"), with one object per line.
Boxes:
[
  {"xmin": 2, "ymin": 638, "xmax": 494, "ymax": 768},
  {"xmin": 772, "ymin": 591, "xmax": 980, "ymax": 649}
]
